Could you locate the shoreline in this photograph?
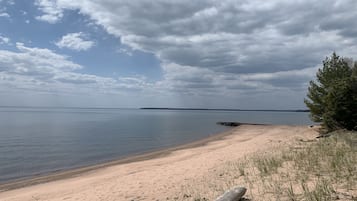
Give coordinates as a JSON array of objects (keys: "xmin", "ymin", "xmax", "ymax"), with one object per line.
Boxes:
[
  {"xmin": 0, "ymin": 126, "xmax": 238, "ymax": 192},
  {"xmin": 0, "ymin": 124, "xmax": 318, "ymax": 201}
]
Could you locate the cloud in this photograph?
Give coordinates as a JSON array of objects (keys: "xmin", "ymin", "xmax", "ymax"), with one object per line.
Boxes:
[
  {"xmin": 240, "ymin": 66, "xmax": 318, "ymax": 89},
  {"xmin": 34, "ymin": 0, "xmax": 357, "ymax": 74},
  {"xmin": 0, "ymin": 1, "xmax": 11, "ymax": 18},
  {"xmin": 35, "ymin": 0, "xmax": 64, "ymax": 23},
  {"xmin": 159, "ymin": 62, "xmax": 316, "ymax": 97},
  {"xmin": 0, "ymin": 42, "xmax": 315, "ymax": 108},
  {"xmin": 117, "ymin": 47, "xmax": 133, "ymax": 56},
  {"xmin": 0, "ymin": 43, "xmax": 152, "ymax": 96},
  {"xmin": 21, "ymin": 0, "xmax": 357, "ymax": 107},
  {"xmin": 0, "ymin": 44, "xmax": 82, "ymax": 95},
  {"xmin": 0, "ymin": 43, "xmax": 81, "ymax": 79},
  {"xmin": 0, "ymin": 12, "xmax": 9, "ymax": 17},
  {"xmin": 0, "ymin": 35, "xmax": 10, "ymax": 44},
  {"xmin": 0, "ymin": 0, "xmax": 14, "ymax": 5},
  {"xmin": 55, "ymin": 32, "xmax": 95, "ymax": 51},
  {"xmin": 0, "ymin": 42, "xmax": 284, "ymax": 95}
]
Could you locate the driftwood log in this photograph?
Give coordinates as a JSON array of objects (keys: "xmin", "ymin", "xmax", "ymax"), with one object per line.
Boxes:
[
  {"xmin": 216, "ymin": 122, "xmax": 241, "ymax": 127},
  {"xmin": 215, "ymin": 186, "xmax": 247, "ymax": 201}
]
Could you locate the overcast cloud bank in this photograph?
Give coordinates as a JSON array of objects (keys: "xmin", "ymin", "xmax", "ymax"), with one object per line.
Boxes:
[{"xmin": 1, "ymin": 0, "xmax": 357, "ymax": 108}]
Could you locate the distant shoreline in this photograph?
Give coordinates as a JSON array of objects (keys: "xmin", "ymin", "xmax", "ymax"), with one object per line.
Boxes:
[
  {"xmin": 0, "ymin": 106, "xmax": 309, "ymax": 112},
  {"xmin": 140, "ymin": 107, "xmax": 310, "ymax": 112}
]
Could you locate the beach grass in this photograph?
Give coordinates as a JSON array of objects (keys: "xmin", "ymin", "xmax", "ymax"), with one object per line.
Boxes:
[{"xmin": 178, "ymin": 130, "xmax": 357, "ymax": 201}]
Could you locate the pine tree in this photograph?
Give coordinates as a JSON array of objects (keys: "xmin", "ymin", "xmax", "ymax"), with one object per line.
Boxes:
[{"xmin": 304, "ymin": 53, "xmax": 357, "ymax": 132}]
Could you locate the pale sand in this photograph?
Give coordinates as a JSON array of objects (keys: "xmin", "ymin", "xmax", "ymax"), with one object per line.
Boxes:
[{"xmin": 0, "ymin": 125, "xmax": 318, "ymax": 201}]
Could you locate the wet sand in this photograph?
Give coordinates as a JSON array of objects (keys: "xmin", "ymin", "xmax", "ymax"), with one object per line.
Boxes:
[{"xmin": 0, "ymin": 125, "xmax": 318, "ymax": 201}]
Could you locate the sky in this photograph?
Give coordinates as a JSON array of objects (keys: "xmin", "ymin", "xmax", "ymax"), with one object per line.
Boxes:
[{"xmin": 0, "ymin": 0, "xmax": 357, "ymax": 109}]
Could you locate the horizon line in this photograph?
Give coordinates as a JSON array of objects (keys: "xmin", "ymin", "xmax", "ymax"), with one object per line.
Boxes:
[{"xmin": 0, "ymin": 105, "xmax": 309, "ymax": 112}]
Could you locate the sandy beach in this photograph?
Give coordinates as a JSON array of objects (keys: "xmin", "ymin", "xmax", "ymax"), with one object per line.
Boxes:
[{"xmin": 0, "ymin": 125, "xmax": 318, "ymax": 201}]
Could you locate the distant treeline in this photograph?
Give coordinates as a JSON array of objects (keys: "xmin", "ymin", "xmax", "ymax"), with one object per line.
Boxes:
[{"xmin": 140, "ymin": 108, "xmax": 310, "ymax": 112}]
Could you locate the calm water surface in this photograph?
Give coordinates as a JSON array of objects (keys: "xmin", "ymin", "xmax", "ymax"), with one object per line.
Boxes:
[{"xmin": 0, "ymin": 107, "xmax": 312, "ymax": 183}]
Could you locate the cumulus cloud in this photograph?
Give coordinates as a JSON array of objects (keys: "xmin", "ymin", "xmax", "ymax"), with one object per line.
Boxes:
[
  {"xmin": 0, "ymin": 42, "xmax": 315, "ymax": 108},
  {"xmin": 35, "ymin": 0, "xmax": 64, "ymax": 23},
  {"xmin": 55, "ymin": 32, "xmax": 95, "ymax": 51},
  {"xmin": 0, "ymin": 43, "xmax": 82, "ymax": 81},
  {"xmin": 0, "ymin": 43, "xmax": 153, "ymax": 96},
  {"xmin": 35, "ymin": 1, "xmax": 357, "ymax": 73},
  {"xmin": 25, "ymin": 0, "xmax": 357, "ymax": 107},
  {"xmin": 0, "ymin": 35, "xmax": 10, "ymax": 44}
]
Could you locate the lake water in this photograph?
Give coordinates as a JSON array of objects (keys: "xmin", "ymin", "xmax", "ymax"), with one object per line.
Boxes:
[{"xmin": 0, "ymin": 107, "xmax": 312, "ymax": 183}]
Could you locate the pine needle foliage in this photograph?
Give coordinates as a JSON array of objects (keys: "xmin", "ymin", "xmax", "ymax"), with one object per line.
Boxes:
[{"xmin": 305, "ymin": 53, "xmax": 357, "ymax": 132}]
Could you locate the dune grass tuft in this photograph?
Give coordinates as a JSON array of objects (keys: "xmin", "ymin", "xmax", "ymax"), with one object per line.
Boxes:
[{"xmin": 177, "ymin": 130, "xmax": 357, "ymax": 201}]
